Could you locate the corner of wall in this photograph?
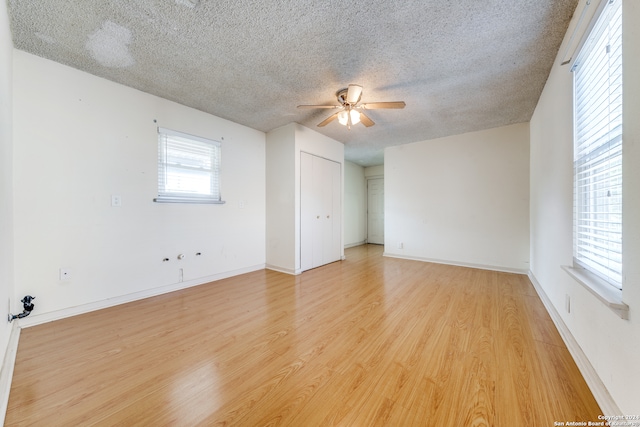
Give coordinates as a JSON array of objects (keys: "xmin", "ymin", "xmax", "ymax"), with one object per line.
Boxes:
[
  {"xmin": 0, "ymin": 322, "xmax": 20, "ymax": 425},
  {"xmin": 527, "ymin": 271, "xmax": 621, "ymax": 415},
  {"xmin": 0, "ymin": 0, "xmax": 16, "ymax": 420}
]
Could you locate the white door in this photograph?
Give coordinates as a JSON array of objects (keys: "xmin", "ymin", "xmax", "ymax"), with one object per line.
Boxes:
[
  {"xmin": 300, "ymin": 152, "xmax": 314, "ymax": 271},
  {"xmin": 312, "ymin": 155, "xmax": 326, "ymax": 268},
  {"xmin": 367, "ymin": 178, "xmax": 384, "ymax": 245},
  {"xmin": 300, "ymin": 152, "xmax": 341, "ymax": 271},
  {"xmin": 326, "ymin": 159, "xmax": 341, "ymax": 263}
]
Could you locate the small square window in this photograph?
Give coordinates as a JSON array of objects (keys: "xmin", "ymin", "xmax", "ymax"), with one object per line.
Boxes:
[{"xmin": 154, "ymin": 127, "xmax": 223, "ymax": 204}]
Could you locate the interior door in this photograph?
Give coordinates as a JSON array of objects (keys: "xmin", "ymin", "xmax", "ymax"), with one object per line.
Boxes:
[{"xmin": 367, "ymin": 178, "xmax": 384, "ymax": 245}]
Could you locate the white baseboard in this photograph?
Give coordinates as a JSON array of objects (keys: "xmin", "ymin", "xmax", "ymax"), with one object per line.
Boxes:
[
  {"xmin": 18, "ymin": 264, "xmax": 265, "ymax": 328},
  {"xmin": 383, "ymin": 252, "xmax": 528, "ymax": 275},
  {"xmin": 527, "ymin": 271, "xmax": 621, "ymax": 415},
  {"xmin": 344, "ymin": 241, "xmax": 366, "ymax": 249},
  {"xmin": 265, "ymin": 264, "xmax": 300, "ymax": 275},
  {"xmin": 0, "ymin": 322, "xmax": 21, "ymax": 426}
]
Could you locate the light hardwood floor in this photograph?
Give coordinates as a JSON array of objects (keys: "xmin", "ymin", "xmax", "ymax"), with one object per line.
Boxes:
[{"xmin": 6, "ymin": 245, "xmax": 601, "ymax": 426}]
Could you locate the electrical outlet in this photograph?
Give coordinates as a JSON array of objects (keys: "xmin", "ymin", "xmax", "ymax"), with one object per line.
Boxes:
[
  {"xmin": 398, "ymin": 242, "xmax": 404, "ymax": 249},
  {"xmin": 60, "ymin": 268, "xmax": 72, "ymax": 281},
  {"xmin": 111, "ymin": 195, "xmax": 122, "ymax": 207}
]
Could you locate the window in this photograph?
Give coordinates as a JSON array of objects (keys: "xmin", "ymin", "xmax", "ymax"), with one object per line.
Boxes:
[
  {"xmin": 572, "ymin": 0, "xmax": 622, "ymax": 290},
  {"xmin": 154, "ymin": 127, "xmax": 223, "ymax": 204}
]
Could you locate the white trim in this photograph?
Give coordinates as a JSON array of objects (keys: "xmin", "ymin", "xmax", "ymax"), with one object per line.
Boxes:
[
  {"xmin": 382, "ymin": 252, "xmax": 528, "ymax": 275},
  {"xmin": 562, "ymin": 265, "xmax": 629, "ymax": 319},
  {"xmin": 265, "ymin": 264, "xmax": 300, "ymax": 275},
  {"xmin": 157, "ymin": 127, "xmax": 221, "ymax": 147},
  {"xmin": 0, "ymin": 322, "xmax": 21, "ymax": 426},
  {"xmin": 344, "ymin": 241, "xmax": 366, "ymax": 249},
  {"xmin": 153, "ymin": 196, "xmax": 226, "ymax": 204},
  {"xmin": 560, "ymin": 0, "xmax": 610, "ymax": 68},
  {"xmin": 528, "ymin": 271, "xmax": 621, "ymax": 416},
  {"xmin": 18, "ymin": 264, "xmax": 265, "ymax": 328}
]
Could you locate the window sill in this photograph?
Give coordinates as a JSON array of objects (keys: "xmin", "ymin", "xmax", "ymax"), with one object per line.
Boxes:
[
  {"xmin": 154, "ymin": 197, "xmax": 226, "ymax": 204},
  {"xmin": 562, "ymin": 265, "xmax": 629, "ymax": 320}
]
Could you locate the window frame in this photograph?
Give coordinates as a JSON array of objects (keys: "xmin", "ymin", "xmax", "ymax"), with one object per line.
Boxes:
[
  {"xmin": 564, "ymin": 0, "xmax": 628, "ymax": 319},
  {"xmin": 154, "ymin": 127, "xmax": 224, "ymax": 204},
  {"xmin": 572, "ymin": 0, "xmax": 623, "ymax": 291}
]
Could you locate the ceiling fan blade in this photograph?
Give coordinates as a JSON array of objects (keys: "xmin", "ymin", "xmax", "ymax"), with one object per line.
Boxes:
[
  {"xmin": 346, "ymin": 84, "xmax": 363, "ymax": 104},
  {"xmin": 359, "ymin": 112, "xmax": 375, "ymax": 127},
  {"xmin": 318, "ymin": 112, "xmax": 341, "ymax": 127},
  {"xmin": 297, "ymin": 105, "xmax": 341, "ymax": 109},
  {"xmin": 360, "ymin": 101, "xmax": 406, "ymax": 109}
]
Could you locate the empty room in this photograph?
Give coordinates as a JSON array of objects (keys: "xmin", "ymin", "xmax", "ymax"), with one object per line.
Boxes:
[{"xmin": 1, "ymin": 0, "xmax": 639, "ymax": 425}]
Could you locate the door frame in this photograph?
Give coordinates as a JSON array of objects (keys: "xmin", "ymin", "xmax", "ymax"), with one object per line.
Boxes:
[{"xmin": 366, "ymin": 176, "xmax": 384, "ymax": 245}]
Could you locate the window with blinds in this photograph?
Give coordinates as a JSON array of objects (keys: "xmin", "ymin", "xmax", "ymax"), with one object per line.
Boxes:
[
  {"xmin": 572, "ymin": 0, "xmax": 622, "ymax": 289},
  {"xmin": 155, "ymin": 127, "xmax": 223, "ymax": 204}
]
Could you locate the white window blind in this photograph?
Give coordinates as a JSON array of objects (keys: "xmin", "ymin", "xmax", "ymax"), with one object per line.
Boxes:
[
  {"xmin": 573, "ymin": 0, "xmax": 622, "ymax": 289},
  {"xmin": 155, "ymin": 127, "xmax": 223, "ymax": 204}
]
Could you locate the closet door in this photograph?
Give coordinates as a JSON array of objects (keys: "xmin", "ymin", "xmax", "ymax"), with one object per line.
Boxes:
[
  {"xmin": 311, "ymin": 154, "xmax": 326, "ymax": 268},
  {"xmin": 300, "ymin": 152, "xmax": 341, "ymax": 271},
  {"xmin": 325, "ymin": 159, "xmax": 341, "ymax": 263},
  {"xmin": 300, "ymin": 152, "xmax": 314, "ymax": 271}
]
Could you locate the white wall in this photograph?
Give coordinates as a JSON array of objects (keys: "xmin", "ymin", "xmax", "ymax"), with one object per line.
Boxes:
[
  {"xmin": 344, "ymin": 161, "xmax": 366, "ymax": 247},
  {"xmin": 364, "ymin": 165, "xmax": 384, "ymax": 179},
  {"xmin": 265, "ymin": 125, "xmax": 296, "ymax": 271},
  {"xmin": 530, "ymin": 0, "xmax": 640, "ymax": 414},
  {"xmin": 385, "ymin": 123, "xmax": 530, "ymax": 272},
  {"xmin": 0, "ymin": 0, "xmax": 15, "ymax": 381},
  {"xmin": 12, "ymin": 51, "xmax": 266, "ymax": 323}
]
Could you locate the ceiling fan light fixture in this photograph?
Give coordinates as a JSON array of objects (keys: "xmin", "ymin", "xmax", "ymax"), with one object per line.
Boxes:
[
  {"xmin": 338, "ymin": 109, "xmax": 361, "ymax": 126},
  {"xmin": 350, "ymin": 109, "xmax": 361, "ymax": 125},
  {"xmin": 338, "ymin": 110, "xmax": 349, "ymax": 126}
]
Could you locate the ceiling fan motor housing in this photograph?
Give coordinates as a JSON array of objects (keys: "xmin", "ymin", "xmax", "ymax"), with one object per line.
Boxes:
[{"xmin": 337, "ymin": 86, "xmax": 362, "ymax": 106}]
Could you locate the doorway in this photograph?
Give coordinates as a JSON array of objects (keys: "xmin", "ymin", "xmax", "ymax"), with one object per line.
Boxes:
[{"xmin": 367, "ymin": 178, "xmax": 384, "ymax": 245}]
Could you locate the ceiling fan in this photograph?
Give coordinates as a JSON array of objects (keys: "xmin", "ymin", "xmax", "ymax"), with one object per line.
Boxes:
[{"xmin": 297, "ymin": 84, "xmax": 406, "ymax": 130}]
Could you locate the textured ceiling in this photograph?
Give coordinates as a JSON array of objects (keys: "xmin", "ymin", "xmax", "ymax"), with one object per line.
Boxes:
[{"xmin": 8, "ymin": 0, "xmax": 578, "ymax": 166}]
